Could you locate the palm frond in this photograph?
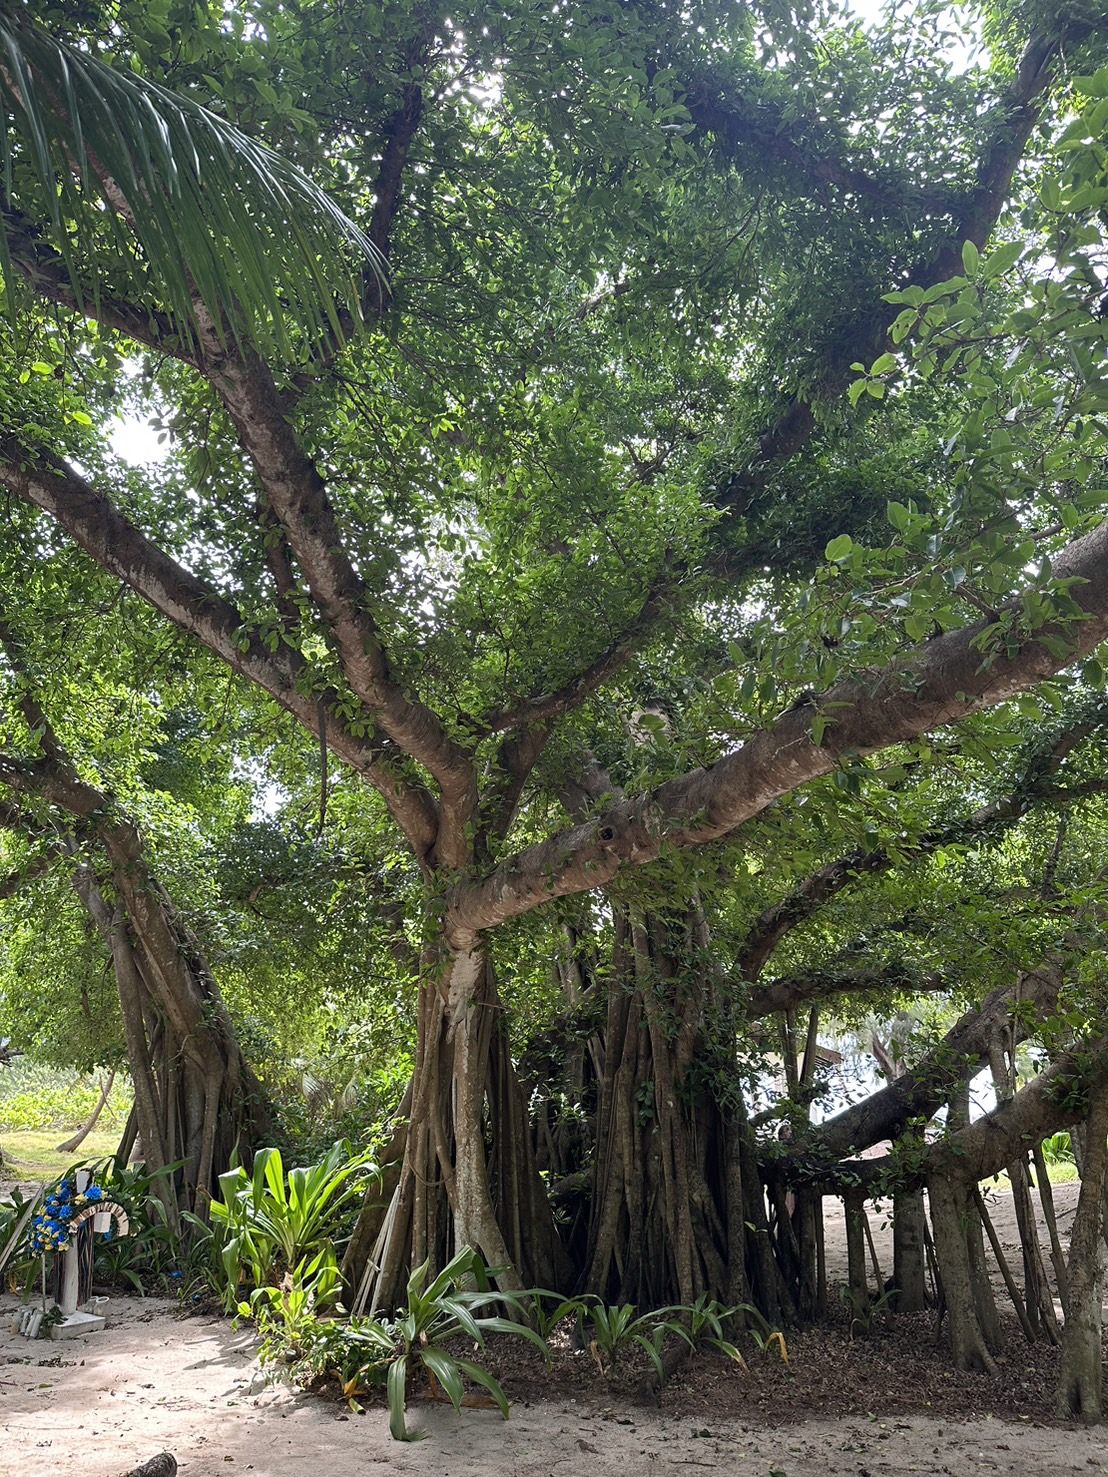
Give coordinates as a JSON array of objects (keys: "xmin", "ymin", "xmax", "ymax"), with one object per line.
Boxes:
[{"xmin": 0, "ymin": 12, "xmax": 384, "ymax": 355}]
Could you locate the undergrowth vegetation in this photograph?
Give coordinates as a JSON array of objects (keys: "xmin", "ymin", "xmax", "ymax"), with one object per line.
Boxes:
[
  {"xmin": 3, "ymin": 1141, "xmax": 792, "ymax": 1442},
  {"xmin": 0, "ymin": 1063, "xmax": 130, "ymax": 1133}
]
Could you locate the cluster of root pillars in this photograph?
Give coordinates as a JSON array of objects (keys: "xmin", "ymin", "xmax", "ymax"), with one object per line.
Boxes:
[
  {"xmin": 340, "ymin": 927, "xmax": 1108, "ymax": 1424},
  {"xmin": 84, "ymin": 852, "xmax": 272, "ymax": 1225}
]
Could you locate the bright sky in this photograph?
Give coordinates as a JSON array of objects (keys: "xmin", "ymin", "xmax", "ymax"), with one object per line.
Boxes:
[{"xmin": 109, "ymin": 415, "xmax": 166, "ymax": 466}]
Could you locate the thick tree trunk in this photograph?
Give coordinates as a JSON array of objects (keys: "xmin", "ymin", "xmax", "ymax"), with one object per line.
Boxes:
[
  {"xmin": 947, "ymin": 1082, "xmax": 1003, "ymax": 1355},
  {"xmin": 73, "ymin": 851, "xmax": 270, "ymax": 1221},
  {"xmin": 586, "ymin": 909, "xmax": 706, "ymax": 1305},
  {"xmin": 844, "ymin": 1188, "xmax": 869, "ymax": 1311},
  {"xmin": 347, "ymin": 938, "xmax": 567, "ymax": 1312},
  {"xmin": 520, "ymin": 899, "xmax": 783, "ymax": 1319},
  {"xmin": 966, "ymin": 1193, "xmax": 1004, "ymax": 1355},
  {"xmin": 892, "ymin": 1189, "xmax": 929, "ymax": 1311},
  {"xmin": 792, "ymin": 1186, "xmax": 822, "ymax": 1318},
  {"xmin": 928, "ymin": 1174, "xmax": 998, "ymax": 1374},
  {"xmin": 1057, "ymin": 1085, "xmax": 1108, "ymax": 1421},
  {"xmin": 580, "ymin": 906, "xmax": 781, "ymax": 1314}
]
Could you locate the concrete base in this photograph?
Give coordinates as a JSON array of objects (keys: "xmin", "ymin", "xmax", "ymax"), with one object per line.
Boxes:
[{"xmin": 50, "ymin": 1310, "xmax": 106, "ymax": 1340}]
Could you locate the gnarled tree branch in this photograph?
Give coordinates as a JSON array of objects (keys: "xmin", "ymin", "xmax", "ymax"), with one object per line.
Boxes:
[
  {"xmin": 814, "ymin": 959, "xmax": 1064, "ymax": 1159},
  {"xmin": 709, "ymin": 25, "xmax": 1076, "ymax": 525},
  {"xmin": 0, "ymin": 442, "xmax": 439, "ymax": 858},
  {"xmin": 445, "ymin": 517, "xmax": 1108, "ymax": 936},
  {"xmin": 194, "ymin": 335, "xmax": 477, "ymax": 865},
  {"xmin": 738, "ymin": 703, "xmax": 1108, "ymax": 979}
]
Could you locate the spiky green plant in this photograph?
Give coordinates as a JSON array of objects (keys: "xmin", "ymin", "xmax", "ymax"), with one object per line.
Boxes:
[
  {"xmin": 257, "ymin": 1246, "xmax": 549, "ymax": 1441},
  {"xmin": 523, "ymin": 1288, "xmax": 590, "ymax": 1341},
  {"xmin": 374, "ymin": 1247, "xmax": 549, "ymax": 1440},
  {"xmin": 0, "ymin": 12, "xmax": 383, "ymax": 354},
  {"xmin": 204, "ymin": 1142, "xmax": 377, "ymax": 1309},
  {"xmin": 582, "ymin": 1299, "xmax": 690, "ymax": 1380},
  {"xmin": 1042, "ymin": 1131, "xmax": 1075, "ymax": 1166}
]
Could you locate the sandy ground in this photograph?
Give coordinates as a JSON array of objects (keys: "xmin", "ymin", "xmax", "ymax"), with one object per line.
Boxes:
[
  {"xmin": 1, "ymin": 1183, "xmax": 1104, "ymax": 1477},
  {"xmin": 3, "ymin": 1294, "xmax": 1107, "ymax": 1477}
]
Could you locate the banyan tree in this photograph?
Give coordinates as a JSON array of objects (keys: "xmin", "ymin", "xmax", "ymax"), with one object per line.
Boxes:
[{"xmin": 2, "ymin": 0, "xmax": 1108, "ymax": 1416}]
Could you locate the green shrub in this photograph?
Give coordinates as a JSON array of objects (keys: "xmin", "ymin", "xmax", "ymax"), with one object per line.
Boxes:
[
  {"xmin": 583, "ymin": 1301, "xmax": 672, "ymax": 1378},
  {"xmin": 653, "ymin": 1294, "xmax": 789, "ymax": 1369},
  {"xmin": 0, "ymin": 1188, "xmax": 38, "ymax": 1292},
  {"xmin": 197, "ymin": 1141, "xmax": 377, "ymax": 1311},
  {"xmin": 251, "ymin": 1245, "xmax": 547, "ymax": 1441},
  {"xmin": 1042, "ymin": 1131, "xmax": 1075, "ymax": 1166},
  {"xmin": 0, "ymin": 1063, "xmax": 131, "ymax": 1133}
]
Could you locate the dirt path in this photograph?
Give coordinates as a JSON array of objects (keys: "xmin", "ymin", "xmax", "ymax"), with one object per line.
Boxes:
[{"xmin": 2, "ymin": 1292, "xmax": 1107, "ymax": 1477}]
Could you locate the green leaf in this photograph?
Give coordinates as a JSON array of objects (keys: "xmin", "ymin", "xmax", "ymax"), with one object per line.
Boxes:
[
  {"xmin": 961, "ymin": 240, "xmax": 980, "ymax": 276},
  {"xmin": 0, "ymin": 12, "xmax": 383, "ymax": 355},
  {"xmin": 904, "ymin": 610, "xmax": 932, "ymax": 641},
  {"xmin": 422, "ymin": 1245, "xmax": 479, "ymax": 1303},
  {"xmin": 824, "ymin": 534, "xmax": 854, "ymax": 562},
  {"xmin": 706, "ymin": 1337, "xmax": 749, "ymax": 1369},
  {"xmin": 405, "ymin": 1255, "xmax": 431, "ymax": 1303},
  {"xmin": 981, "ymin": 241, "xmax": 1023, "ymax": 280},
  {"xmin": 387, "ymin": 1358, "xmax": 414, "ymax": 1441},
  {"xmin": 1074, "ymin": 71, "xmax": 1108, "ymax": 99},
  {"xmin": 472, "ymin": 1316, "xmax": 551, "ymax": 1356},
  {"xmin": 454, "ymin": 1359, "xmax": 510, "ymax": 1420},
  {"xmin": 420, "ymin": 1348, "xmax": 465, "ymax": 1410},
  {"xmin": 632, "ymin": 1331, "xmax": 665, "ymax": 1380},
  {"xmin": 436, "ymin": 1296, "xmax": 485, "ymax": 1345}
]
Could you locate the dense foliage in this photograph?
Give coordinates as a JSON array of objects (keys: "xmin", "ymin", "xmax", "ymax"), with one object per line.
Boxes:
[{"xmin": 2, "ymin": 0, "xmax": 1108, "ymax": 1421}]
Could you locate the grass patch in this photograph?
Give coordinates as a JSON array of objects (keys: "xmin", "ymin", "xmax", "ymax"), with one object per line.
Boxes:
[
  {"xmin": 0, "ymin": 1129, "xmax": 121, "ymax": 1182},
  {"xmin": 1043, "ymin": 1160, "xmax": 1079, "ymax": 1184},
  {"xmin": 986, "ymin": 1160, "xmax": 1079, "ymax": 1190}
]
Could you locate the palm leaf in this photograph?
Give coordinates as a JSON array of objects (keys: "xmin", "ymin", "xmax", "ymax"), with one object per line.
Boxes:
[
  {"xmin": 470, "ymin": 1315, "xmax": 551, "ymax": 1358},
  {"xmin": 706, "ymin": 1336, "xmax": 749, "ymax": 1372},
  {"xmin": 0, "ymin": 13, "xmax": 383, "ymax": 355},
  {"xmin": 422, "ymin": 1244, "xmax": 481, "ymax": 1302},
  {"xmin": 435, "ymin": 1295, "xmax": 486, "ymax": 1345},
  {"xmin": 0, "ymin": 1193, "xmax": 34, "ymax": 1277},
  {"xmin": 631, "ymin": 1331, "xmax": 665, "ymax": 1381}
]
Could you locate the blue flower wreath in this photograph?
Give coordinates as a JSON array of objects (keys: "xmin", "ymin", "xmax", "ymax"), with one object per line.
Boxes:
[
  {"xmin": 28, "ymin": 1178, "xmax": 106, "ymax": 1255},
  {"xmin": 28, "ymin": 1178, "xmax": 77, "ymax": 1255}
]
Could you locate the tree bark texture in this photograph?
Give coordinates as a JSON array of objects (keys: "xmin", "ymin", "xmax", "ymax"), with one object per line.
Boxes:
[
  {"xmin": 73, "ymin": 852, "xmax": 270, "ymax": 1221},
  {"xmin": 892, "ymin": 1190, "xmax": 929, "ymax": 1312},
  {"xmin": 345, "ymin": 940, "xmax": 567, "ymax": 1312},
  {"xmin": 928, "ymin": 1174, "xmax": 999, "ymax": 1374},
  {"xmin": 1057, "ymin": 1085, "xmax": 1108, "ymax": 1421}
]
